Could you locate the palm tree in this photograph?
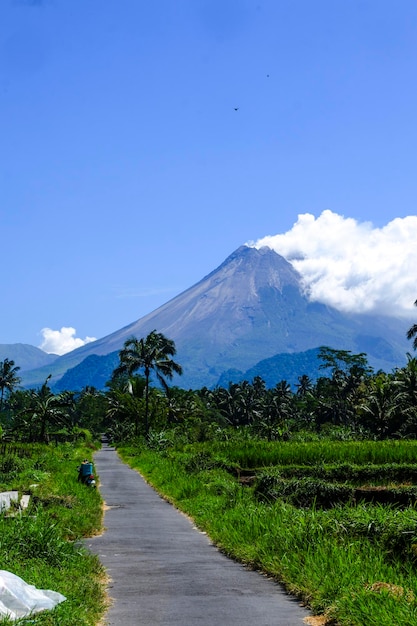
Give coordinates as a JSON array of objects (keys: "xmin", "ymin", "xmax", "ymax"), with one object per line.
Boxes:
[
  {"xmin": 392, "ymin": 354, "xmax": 417, "ymax": 436},
  {"xmin": 114, "ymin": 330, "xmax": 182, "ymax": 436},
  {"xmin": 107, "ymin": 375, "xmax": 146, "ymax": 436},
  {"xmin": 407, "ymin": 299, "xmax": 417, "ymax": 350},
  {"xmin": 359, "ymin": 373, "xmax": 397, "ymax": 438},
  {"xmin": 296, "ymin": 374, "xmax": 313, "ymax": 398},
  {"xmin": 22, "ymin": 377, "xmax": 74, "ymax": 442},
  {"xmin": 0, "ymin": 358, "xmax": 21, "ymax": 411},
  {"xmin": 212, "ymin": 383, "xmax": 247, "ymax": 427}
]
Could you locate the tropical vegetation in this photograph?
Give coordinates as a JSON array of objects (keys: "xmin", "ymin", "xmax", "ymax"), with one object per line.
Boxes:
[
  {"xmin": 0, "ymin": 358, "xmax": 21, "ymax": 412},
  {"xmin": 112, "ymin": 330, "xmax": 183, "ymax": 436},
  {"xmin": 407, "ymin": 298, "xmax": 417, "ymax": 350},
  {"xmin": 117, "ymin": 439, "xmax": 417, "ymax": 626},
  {"xmin": 2, "ymin": 322, "xmax": 417, "ymax": 624},
  {"xmin": 0, "ymin": 440, "xmax": 106, "ymax": 625}
]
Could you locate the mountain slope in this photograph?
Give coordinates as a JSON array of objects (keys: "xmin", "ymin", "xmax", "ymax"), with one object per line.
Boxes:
[
  {"xmin": 21, "ymin": 245, "xmax": 411, "ymax": 389},
  {"xmin": 216, "ymin": 337, "xmax": 402, "ymax": 390},
  {"xmin": 0, "ymin": 344, "xmax": 58, "ymax": 372},
  {"xmin": 216, "ymin": 348, "xmax": 324, "ymax": 389},
  {"xmin": 53, "ymin": 352, "xmax": 120, "ymax": 392}
]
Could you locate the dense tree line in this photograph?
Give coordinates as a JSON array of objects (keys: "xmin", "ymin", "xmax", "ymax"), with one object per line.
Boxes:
[{"xmin": 2, "ymin": 322, "xmax": 417, "ymax": 443}]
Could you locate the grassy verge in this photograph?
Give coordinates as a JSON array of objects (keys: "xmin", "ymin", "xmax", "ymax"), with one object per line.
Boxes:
[
  {"xmin": 118, "ymin": 442, "xmax": 417, "ymax": 626},
  {"xmin": 0, "ymin": 442, "xmax": 107, "ymax": 625}
]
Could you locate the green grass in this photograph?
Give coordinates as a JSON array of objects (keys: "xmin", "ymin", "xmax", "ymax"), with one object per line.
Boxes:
[
  {"xmin": 118, "ymin": 442, "xmax": 417, "ymax": 626},
  {"xmin": 0, "ymin": 442, "xmax": 107, "ymax": 625},
  {"xmin": 187, "ymin": 439, "xmax": 417, "ymax": 468}
]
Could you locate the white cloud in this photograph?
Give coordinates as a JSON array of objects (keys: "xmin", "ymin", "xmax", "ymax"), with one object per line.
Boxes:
[
  {"xmin": 39, "ymin": 327, "xmax": 96, "ymax": 355},
  {"xmin": 249, "ymin": 210, "xmax": 417, "ymax": 318}
]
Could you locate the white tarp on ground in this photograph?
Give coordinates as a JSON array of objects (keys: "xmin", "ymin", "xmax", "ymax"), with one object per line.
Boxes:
[
  {"xmin": 0, "ymin": 571, "xmax": 66, "ymax": 620},
  {"xmin": 0, "ymin": 492, "xmax": 19, "ymax": 513}
]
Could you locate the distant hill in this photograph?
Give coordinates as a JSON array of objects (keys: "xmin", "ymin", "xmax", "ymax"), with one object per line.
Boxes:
[
  {"xmin": 216, "ymin": 348, "xmax": 324, "ymax": 389},
  {"xmin": 0, "ymin": 344, "xmax": 58, "ymax": 373},
  {"xmin": 19, "ymin": 245, "xmax": 412, "ymax": 390},
  {"xmin": 217, "ymin": 337, "xmax": 406, "ymax": 390},
  {"xmin": 52, "ymin": 352, "xmax": 120, "ymax": 392}
]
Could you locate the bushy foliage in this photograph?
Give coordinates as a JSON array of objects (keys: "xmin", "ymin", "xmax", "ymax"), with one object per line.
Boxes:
[
  {"xmin": 254, "ymin": 473, "xmax": 354, "ymax": 508},
  {"xmin": 0, "ymin": 441, "xmax": 106, "ymax": 624}
]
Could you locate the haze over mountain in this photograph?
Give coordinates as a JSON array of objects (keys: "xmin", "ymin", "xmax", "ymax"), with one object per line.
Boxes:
[
  {"xmin": 0, "ymin": 344, "xmax": 57, "ymax": 372},
  {"xmin": 15, "ymin": 245, "xmax": 411, "ymax": 391}
]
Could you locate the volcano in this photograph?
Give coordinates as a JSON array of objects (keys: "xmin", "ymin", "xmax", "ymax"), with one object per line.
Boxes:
[{"xmin": 21, "ymin": 245, "xmax": 410, "ymax": 389}]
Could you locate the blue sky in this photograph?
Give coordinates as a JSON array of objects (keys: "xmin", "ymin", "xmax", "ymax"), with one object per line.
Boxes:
[{"xmin": 1, "ymin": 1, "xmax": 417, "ymax": 354}]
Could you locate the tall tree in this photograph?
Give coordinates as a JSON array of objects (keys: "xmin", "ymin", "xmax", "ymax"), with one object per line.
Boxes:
[
  {"xmin": 359, "ymin": 373, "xmax": 397, "ymax": 438},
  {"xmin": 296, "ymin": 374, "xmax": 313, "ymax": 398},
  {"xmin": 113, "ymin": 330, "xmax": 182, "ymax": 436},
  {"xmin": 407, "ymin": 299, "xmax": 417, "ymax": 350},
  {"xmin": 18, "ymin": 377, "xmax": 74, "ymax": 442},
  {"xmin": 392, "ymin": 354, "xmax": 417, "ymax": 436},
  {"xmin": 0, "ymin": 358, "xmax": 21, "ymax": 411},
  {"xmin": 317, "ymin": 347, "xmax": 372, "ymax": 427},
  {"xmin": 106, "ymin": 375, "xmax": 146, "ymax": 436}
]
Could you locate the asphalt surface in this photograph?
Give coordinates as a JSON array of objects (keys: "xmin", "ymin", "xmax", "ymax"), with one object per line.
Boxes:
[{"xmin": 87, "ymin": 444, "xmax": 312, "ymax": 626}]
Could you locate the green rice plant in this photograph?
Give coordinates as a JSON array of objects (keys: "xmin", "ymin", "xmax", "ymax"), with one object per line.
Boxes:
[
  {"xmin": 326, "ymin": 503, "xmax": 417, "ymax": 565},
  {"xmin": 254, "ymin": 474, "xmax": 354, "ymax": 508},
  {"xmin": 192, "ymin": 439, "xmax": 417, "ymax": 468},
  {"xmin": 119, "ymin": 444, "xmax": 417, "ymax": 626},
  {"xmin": 271, "ymin": 462, "xmax": 417, "ymax": 485},
  {"xmin": 253, "ymin": 468, "xmax": 417, "ymax": 509}
]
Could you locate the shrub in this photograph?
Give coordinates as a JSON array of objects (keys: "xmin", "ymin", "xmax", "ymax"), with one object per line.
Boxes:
[{"xmin": 255, "ymin": 474, "xmax": 354, "ymax": 508}]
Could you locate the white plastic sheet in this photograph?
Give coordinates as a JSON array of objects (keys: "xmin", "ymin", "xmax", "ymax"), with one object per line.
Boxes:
[{"xmin": 0, "ymin": 570, "xmax": 66, "ymax": 620}]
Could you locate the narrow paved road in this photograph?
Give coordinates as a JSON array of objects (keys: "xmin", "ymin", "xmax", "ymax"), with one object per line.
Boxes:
[{"xmin": 88, "ymin": 444, "xmax": 312, "ymax": 626}]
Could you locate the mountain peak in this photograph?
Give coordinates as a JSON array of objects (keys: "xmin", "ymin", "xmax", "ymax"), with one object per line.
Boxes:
[
  {"xmin": 205, "ymin": 244, "xmax": 302, "ymax": 293},
  {"xmin": 20, "ymin": 243, "xmax": 410, "ymax": 390}
]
